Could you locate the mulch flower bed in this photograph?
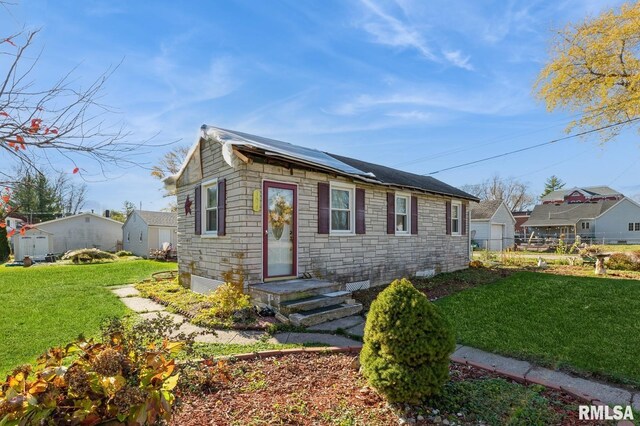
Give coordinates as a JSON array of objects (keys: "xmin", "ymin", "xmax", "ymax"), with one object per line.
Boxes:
[{"xmin": 171, "ymin": 352, "xmax": 601, "ymax": 426}]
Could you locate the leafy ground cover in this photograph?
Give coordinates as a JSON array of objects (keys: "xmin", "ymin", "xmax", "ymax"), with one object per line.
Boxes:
[
  {"xmin": 437, "ymin": 271, "xmax": 640, "ymax": 388},
  {"xmin": 0, "ymin": 259, "xmax": 176, "ymax": 375},
  {"xmin": 179, "ymin": 342, "xmax": 329, "ymax": 360},
  {"xmin": 135, "ymin": 279, "xmax": 276, "ymax": 329},
  {"xmin": 352, "ymin": 266, "xmax": 511, "ymax": 310},
  {"xmin": 171, "ymin": 353, "xmax": 596, "ymax": 425}
]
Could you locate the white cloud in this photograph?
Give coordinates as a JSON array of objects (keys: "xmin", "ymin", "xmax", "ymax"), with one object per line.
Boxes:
[
  {"xmin": 331, "ymin": 83, "xmax": 532, "ymax": 117},
  {"xmin": 359, "ymin": 0, "xmax": 438, "ymax": 61},
  {"xmin": 385, "ymin": 110, "xmax": 434, "ymax": 121},
  {"xmin": 357, "ymin": 0, "xmax": 473, "ymax": 70},
  {"xmin": 443, "ymin": 50, "xmax": 474, "ymax": 71}
]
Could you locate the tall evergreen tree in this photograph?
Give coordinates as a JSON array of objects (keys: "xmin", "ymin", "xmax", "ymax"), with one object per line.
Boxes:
[{"xmin": 541, "ymin": 175, "xmax": 566, "ymax": 198}]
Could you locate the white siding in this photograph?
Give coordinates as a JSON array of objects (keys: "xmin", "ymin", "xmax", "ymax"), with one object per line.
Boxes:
[
  {"xmin": 122, "ymin": 212, "xmax": 178, "ymax": 257},
  {"xmin": 149, "ymin": 226, "xmax": 177, "ymax": 250},
  {"xmin": 492, "ymin": 203, "xmax": 516, "ymax": 249},
  {"xmin": 470, "ymin": 221, "xmax": 491, "ymax": 249},
  {"xmin": 13, "ymin": 229, "xmax": 53, "ymax": 260},
  {"xmin": 37, "ymin": 213, "xmax": 122, "ymax": 254},
  {"xmin": 469, "ymin": 203, "xmax": 515, "ymax": 251},
  {"xmin": 122, "ymin": 211, "xmax": 149, "ymax": 257},
  {"xmin": 594, "ymin": 198, "xmax": 640, "ymax": 243}
]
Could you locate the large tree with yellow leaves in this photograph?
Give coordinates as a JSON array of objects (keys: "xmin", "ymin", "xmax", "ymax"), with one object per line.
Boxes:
[{"xmin": 535, "ymin": 2, "xmax": 640, "ymax": 140}]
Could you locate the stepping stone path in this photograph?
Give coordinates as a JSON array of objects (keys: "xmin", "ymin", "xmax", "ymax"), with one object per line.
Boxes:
[
  {"xmin": 110, "ymin": 285, "xmax": 363, "ymax": 347},
  {"xmin": 112, "ymin": 284, "xmax": 640, "ymax": 410}
]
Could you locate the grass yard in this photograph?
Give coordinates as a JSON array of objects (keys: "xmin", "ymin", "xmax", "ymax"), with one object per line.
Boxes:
[
  {"xmin": 0, "ymin": 259, "xmax": 176, "ymax": 375},
  {"xmin": 437, "ymin": 271, "xmax": 640, "ymax": 387}
]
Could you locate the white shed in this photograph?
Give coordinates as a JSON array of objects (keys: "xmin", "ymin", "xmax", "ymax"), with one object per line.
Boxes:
[
  {"xmin": 122, "ymin": 210, "xmax": 177, "ymax": 257},
  {"xmin": 13, "ymin": 228, "xmax": 54, "ymax": 261},
  {"xmin": 33, "ymin": 212, "xmax": 122, "ymax": 255},
  {"xmin": 470, "ymin": 200, "xmax": 516, "ymax": 251}
]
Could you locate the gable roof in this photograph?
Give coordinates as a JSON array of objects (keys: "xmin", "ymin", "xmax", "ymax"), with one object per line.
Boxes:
[
  {"xmin": 541, "ymin": 186, "xmax": 622, "ymax": 202},
  {"xmin": 326, "ymin": 153, "xmax": 477, "ymax": 200},
  {"xmin": 523, "ymin": 199, "xmax": 619, "ymax": 227},
  {"xmin": 36, "ymin": 212, "xmax": 123, "ymax": 228},
  {"xmin": 166, "ymin": 125, "xmax": 478, "ymax": 201},
  {"xmin": 136, "ymin": 210, "xmax": 177, "ymax": 227},
  {"xmin": 470, "ymin": 200, "xmax": 504, "ymax": 220}
]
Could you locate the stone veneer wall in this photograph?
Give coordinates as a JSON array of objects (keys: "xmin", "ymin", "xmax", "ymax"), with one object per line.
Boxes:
[{"xmin": 176, "ymin": 138, "xmax": 470, "ymax": 289}]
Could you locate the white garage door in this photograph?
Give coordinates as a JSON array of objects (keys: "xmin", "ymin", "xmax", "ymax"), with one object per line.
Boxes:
[
  {"xmin": 489, "ymin": 224, "xmax": 503, "ymax": 251},
  {"xmin": 158, "ymin": 228, "xmax": 172, "ymax": 249},
  {"xmin": 18, "ymin": 235, "xmax": 49, "ymax": 259}
]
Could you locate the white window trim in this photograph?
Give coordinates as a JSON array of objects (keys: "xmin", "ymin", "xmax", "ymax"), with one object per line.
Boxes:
[
  {"xmin": 395, "ymin": 192, "xmax": 411, "ymax": 235},
  {"xmin": 451, "ymin": 201, "xmax": 462, "ymax": 236},
  {"xmin": 201, "ymin": 178, "xmax": 219, "ymax": 237},
  {"xmin": 329, "ymin": 181, "xmax": 355, "ymax": 235}
]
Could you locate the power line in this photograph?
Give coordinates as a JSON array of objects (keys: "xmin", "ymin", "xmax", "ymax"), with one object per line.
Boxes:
[
  {"xmin": 426, "ymin": 117, "xmax": 640, "ymax": 175},
  {"xmin": 396, "ymin": 95, "xmax": 640, "ymax": 169}
]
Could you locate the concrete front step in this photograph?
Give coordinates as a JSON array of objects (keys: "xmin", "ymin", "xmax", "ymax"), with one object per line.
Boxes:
[
  {"xmin": 280, "ymin": 290, "xmax": 352, "ymax": 314},
  {"xmin": 250, "ymin": 278, "xmax": 343, "ymax": 307},
  {"xmin": 289, "ymin": 303, "xmax": 363, "ymax": 327}
]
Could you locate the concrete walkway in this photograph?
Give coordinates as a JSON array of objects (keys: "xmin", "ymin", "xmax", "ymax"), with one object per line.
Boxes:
[
  {"xmin": 110, "ymin": 284, "xmax": 363, "ymax": 348},
  {"xmin": 452, "ymin": 345, "xmax": 640, "ymax": 411},
  {"xmin": 112, "ymin": 284, "xmax": 639, "ymax": 411}
]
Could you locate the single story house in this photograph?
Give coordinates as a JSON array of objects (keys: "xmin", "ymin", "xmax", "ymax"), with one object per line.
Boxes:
[
  {"xmin": 122, "ymin": 210, "xmax": 178, "ymax": 257},
  {"xmin": 165, "ymin": 125, "xmax": 477, "ymax": 298},
  {"xmin": 469, "ymin": 200, "xmax": 516, "ymax": 251},
  {"xmin": 5, "ymin": 215, "xmax": 26, "ymax": 235},
  {"xmin": 523, "ymin": 190, "xmax": 640, "ymax": 243},
  {"xmin": 13, "ymin": 212, "xmax": 122, "ymax": 260}
]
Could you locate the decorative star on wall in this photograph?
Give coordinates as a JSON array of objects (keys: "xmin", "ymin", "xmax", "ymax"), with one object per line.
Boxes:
[{"xmin": 184, "ymin": 195, "xmax": 192, "ymax": 215}]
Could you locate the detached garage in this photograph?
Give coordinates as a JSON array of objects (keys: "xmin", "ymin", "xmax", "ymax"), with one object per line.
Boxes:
[
  {"xmin": 122, "ymin": 210, "xmax": 177, "ymax": 257},
  {"xmin": 24, "ymin": 212, "xmax": 122, "ymax": 257},
  {"xmin": 470, "ymin": 200, "xmax": 516, "ymax": 251},
  {"xmin": 13, "ymin": 228, "xmax": 54, "ymax": 261}
]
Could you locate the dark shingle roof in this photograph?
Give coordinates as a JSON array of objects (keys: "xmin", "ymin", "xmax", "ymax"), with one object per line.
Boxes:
[
  {"xmin": 326, "ymin": 153, "xmax": 478, "ymax": 201},
  {"xmin": 193, "ymin": 126, "xmax": 477, "ymax": 201},
  {"xmin": 137, "ymin": 210, "xmax": 177, "ymax": 227},
  {"xmin": 470, "ymin": 200, "xmax": 503, "ymax": 220},
  {"xmin": 540, "ymin": 186, "xmax": 622, "ymax": 202},
  {"xmin": 523, "ymin": 200, "xmax": 619, "ymax": 227}
]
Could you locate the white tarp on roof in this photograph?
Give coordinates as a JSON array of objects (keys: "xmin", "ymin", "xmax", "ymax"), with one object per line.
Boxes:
[{"xmin": 203, "ymin": 126, "xmax": 375, "ymax": 178}]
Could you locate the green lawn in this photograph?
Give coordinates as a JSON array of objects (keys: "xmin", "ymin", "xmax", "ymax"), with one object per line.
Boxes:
[
  {"xmin": 437, "ymin": 271, "xmax": 640, "ymax": 387},
  {"xmin": 0, "ymin": 260, "xmax": 177, "ymax": 375}
]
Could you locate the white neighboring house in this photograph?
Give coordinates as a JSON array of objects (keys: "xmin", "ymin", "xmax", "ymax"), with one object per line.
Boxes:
[
  {"xmin": 5, "ymin": 216, "xmax": 25, "ymax": 235},
  {"xmin": 470, "ymin": 200, "xmax": 516, "ymax": 251},
  {"xmin": 12, "ymin": 212, "xmax": 122, "ymax": 260},
  {"xmin": 122, "ymin": 210, "xmax": 177, "ymax": 257}
]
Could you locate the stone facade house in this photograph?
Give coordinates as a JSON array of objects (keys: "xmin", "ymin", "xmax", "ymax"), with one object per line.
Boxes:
[{"xmin": 164, "ymin": 126, "xmax": 477, "ymax": 324}]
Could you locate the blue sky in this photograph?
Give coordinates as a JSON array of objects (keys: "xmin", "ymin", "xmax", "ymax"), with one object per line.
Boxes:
[{"xmin": 3, "ymin": 0, "xmax": 639, "ymax": 212}]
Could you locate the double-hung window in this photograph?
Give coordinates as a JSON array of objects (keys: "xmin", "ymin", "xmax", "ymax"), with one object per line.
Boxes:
[
  {"xmin": 395, "ymin": 194, "xmax": 410, "ymax": 234},
  {"xmin": 202, "ymin": 179, "xmax": 218, "ymax": 235},
  {"xmin": 451, "ymin": 202, "xmax": 461, "ymax": 235},
  {"xmin": 629, "ymin": 223, "xmax": 635, "ymax": 231},
  {"xmin": 330, "ymin": 182, "xmax": 354, "ymax": 234}
]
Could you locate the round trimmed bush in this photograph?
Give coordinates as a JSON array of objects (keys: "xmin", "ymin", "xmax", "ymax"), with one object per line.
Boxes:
[{"xmin": 360, "ymin": 278, "xmax": 455, "ymax": 403}]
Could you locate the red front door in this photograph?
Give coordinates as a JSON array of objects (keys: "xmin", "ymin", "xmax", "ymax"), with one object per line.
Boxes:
[{"xmin": 263, "ymin": 181, "xmax": 297, "ymax": 280}]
